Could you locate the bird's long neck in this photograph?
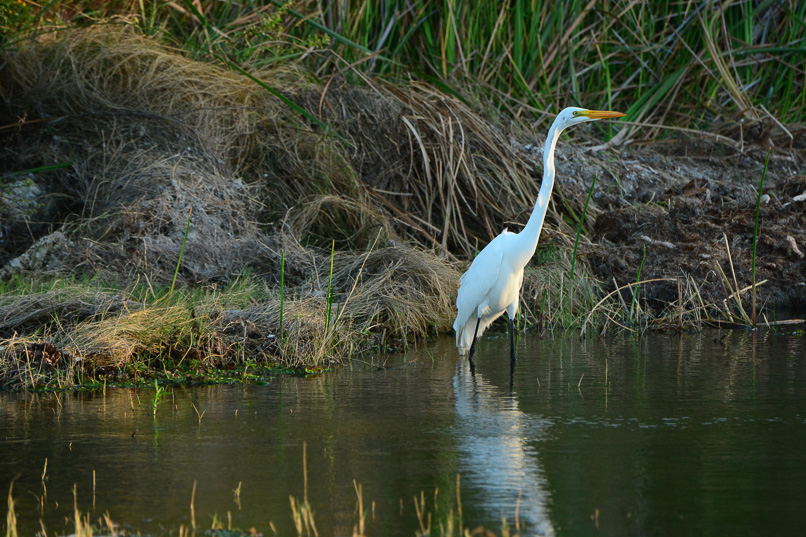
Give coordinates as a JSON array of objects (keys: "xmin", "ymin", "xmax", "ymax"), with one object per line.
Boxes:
[{"xmin": 516, "ymin": 120, "xmax": 564, "ymax": 258}]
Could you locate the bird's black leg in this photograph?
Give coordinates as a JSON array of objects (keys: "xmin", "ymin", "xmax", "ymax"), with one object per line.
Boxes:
[
  {"xmin": 508, "ymin": 316, "xmax": 517, "ymax": 362},
  {"xmin": 468, "ymin": 317, "xmax": 481, "ymax": 364}
]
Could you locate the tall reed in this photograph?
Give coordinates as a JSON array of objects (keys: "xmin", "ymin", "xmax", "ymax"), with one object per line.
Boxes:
[
  {"xmin": 170, "ymin": 207, "xmax": 192, "ymax": 296},
  {"xmin": 324, "ymin": 239, "xmax": 335, "ymax": 337},
  {"xmin": 267, "ymin": 0, "xmax": 804, "ymax": 129},
  {"xmin": 279, "ymin": 250, "xmax": 285, "ymax": 339},
  {"xmin": 570, "ymin": 174, "xmax": 596, "ymax": 281},
  {"xmin": 751, "ymin": 148, "xmax": 772, "ymax": 325},
  {"xmin": 630, "ymin": 245, "xmax": 646, "ymax": 322}
]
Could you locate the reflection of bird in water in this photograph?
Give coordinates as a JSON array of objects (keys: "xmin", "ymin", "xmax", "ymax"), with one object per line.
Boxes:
[
  {"xmin": 453, "ymin": 360, "xmax": 555, "ymax": 536},
  {"xmin": 454, "ymin": 108, "xmax": 626, "ymax": 363}
]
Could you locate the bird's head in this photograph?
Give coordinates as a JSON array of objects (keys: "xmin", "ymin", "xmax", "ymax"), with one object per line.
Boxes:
[{"xmin": 557, "ymin": 107, "xmax": 626, "ymax": 128}]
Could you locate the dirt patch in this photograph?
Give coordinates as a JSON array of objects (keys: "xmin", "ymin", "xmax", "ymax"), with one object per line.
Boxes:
[{"xmin": 586, "ymin": 140, "xmax": 806, "ymax": 310}]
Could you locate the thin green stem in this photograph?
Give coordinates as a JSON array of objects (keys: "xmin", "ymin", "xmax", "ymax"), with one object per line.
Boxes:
[
  {"xmin": 324, "ymin": 239, "xmax": 335, "ymax": 336},
  {"xmin": 570, "ymin": 174, "xmax": 597, "ymax": 280},
  {"xmin": 630, "ymin": 245, "xmax": 646, "ymax": 322},
  {"xmin": 752, "ymin": 147, "xmax": 771, "ymax": 325},
  {"xmin": 170, "ymin": 207, "xmax": 192, "ymax": 296},
  {"xmin": 279, "ymin": 250, "xmax": 285, "ymax": 340}
]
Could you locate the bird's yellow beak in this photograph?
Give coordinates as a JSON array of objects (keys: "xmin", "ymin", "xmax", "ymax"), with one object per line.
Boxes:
[{"xmin": 581, "ymin": 110, "xmax": 627, "ymax": 120}]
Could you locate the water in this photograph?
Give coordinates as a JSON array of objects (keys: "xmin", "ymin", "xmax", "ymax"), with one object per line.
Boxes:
[{"xmin": 2, "ymin": 329, "xmax": 805, "ymax": 536}]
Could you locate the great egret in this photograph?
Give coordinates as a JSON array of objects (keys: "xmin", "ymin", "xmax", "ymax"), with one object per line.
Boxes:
[{"xmin": 453, "ymin": 107, "xmax": 626, "ymax": 362}]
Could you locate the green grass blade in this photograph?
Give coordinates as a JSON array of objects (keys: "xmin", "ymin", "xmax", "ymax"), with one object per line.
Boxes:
[
  {"xmin": 570, "ymin": 174, "xmax": 597, "ymax": 281},
  {"xmin": 279, "ymin": 250, "xmax": 285, "ymax": 340},
  {"xmin": 170, "ymin": 207, "xmax": 192, "ymax": 295},
  {"xmin": 324, "ymin": 239, "xmax": 335, "ymax": 337},
  {"xmin": 220, "ymin": 58, "xmax": 347, "ymax": 143},
  {"xmin": 629, "ymin": 245, "xmax": 646, "ymax": 322},
  {"xmin": 3, "ymin": 162, "xmax": 73, "ymax": 176},
  {"xmin": 751, "ymin": 147, "xmax": 771, "ymax": 325}
]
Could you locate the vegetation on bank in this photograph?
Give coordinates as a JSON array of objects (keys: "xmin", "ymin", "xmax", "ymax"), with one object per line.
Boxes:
[
  {"xmin": 5, "ymin": 0, "xmax": 804, "ymax": 128},
  {"xmin": 1, "ymin": 1, "xmax": 804, "ymax": 389}
]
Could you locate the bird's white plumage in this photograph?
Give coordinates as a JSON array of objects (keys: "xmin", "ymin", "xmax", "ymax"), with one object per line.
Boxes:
[
  {"xmin": 453, "ymin": 106, "xmax": 625, "ymax": 358},
  {"xmin": 454, "ymin": 230, "xmax": 529, "ymax": 355},
  {"xmin": 454, "ymin": 231, "xmax": 505, "ymax": 353}
]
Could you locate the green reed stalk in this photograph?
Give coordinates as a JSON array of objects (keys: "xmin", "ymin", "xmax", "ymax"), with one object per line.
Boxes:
[
  {"xmin": 752, "ymin": 148, "xmax": 771, "ymax": 325},
  {"xmin": 559, "ymin": 273, "xmax": 566, "ymax": 326},
  {"xmin": 3, "ymin": 162, "xmax": 72, "ymax": 177},
  {"xmin": 324, "ymin": 240, "xmax": 335, "ymax": 336},
  {"xmin": 570, "ymin": 174, "xmax": 597, "ymax": 280},
  {"xmin": 279, "ymin": 250, "xmax": 285, "ymax": 339},
  {"xmin": 170, "ymin": 207, "xmax": 192, "ymax": 295},
  {"xmin": 629, "ymin": 245, "xmax": 646, "ymax": 322}
]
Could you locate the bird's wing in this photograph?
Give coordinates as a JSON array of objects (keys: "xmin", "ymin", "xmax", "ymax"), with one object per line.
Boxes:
[{"xmin": 456, "ymin": 234, "xmax": 506, "ymax": 320}]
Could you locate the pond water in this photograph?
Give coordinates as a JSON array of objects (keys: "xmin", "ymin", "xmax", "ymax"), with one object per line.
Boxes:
[{"xmin": 1, "ymin": 329, "xmax": 805, "ymax": 537}]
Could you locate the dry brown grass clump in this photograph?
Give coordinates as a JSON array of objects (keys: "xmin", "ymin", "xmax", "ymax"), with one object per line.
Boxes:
[
  {"xmin": 258, "ymin": 230, "xmax": 460, "ymax": 341},
  {"xmin": 1, "ymin": 27, "xmax": 265, "ymax": 283},
  {"xmin": 0, "ymin": 284, "xmax": 123, "ymax": 333}
]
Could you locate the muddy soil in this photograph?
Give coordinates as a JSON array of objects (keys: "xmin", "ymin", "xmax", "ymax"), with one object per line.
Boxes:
[{"xmin": 543, "ymin": 133, "xmax": 806, "ymax": 311}]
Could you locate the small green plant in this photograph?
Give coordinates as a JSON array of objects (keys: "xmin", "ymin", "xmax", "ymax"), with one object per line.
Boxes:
[
  {"xmin": 0, "ymin": 0, "xmax": 35, "ymax": 44},
  {"xmin": 211, "ymin": 1, "xmax": 330, "ymax": 65},
  {"xmin": 324, "ymin": 239, "xmax": 335, "ymax": 337},
  {"xmin": 152, "ymin": 379, "xmax": 166, "ymax": 416}
]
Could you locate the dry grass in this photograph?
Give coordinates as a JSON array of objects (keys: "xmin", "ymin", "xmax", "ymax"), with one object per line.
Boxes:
[
  {"xmin": 0, "ymin": 234, "xmax": 460, "ymax": 389},
  {"xmin": 258, "ymin": 230, "xmax": 460, "ymax": 348},
  {"xmin": 0, "ymin": 283, "xmax": 124, "ymax": 335}
]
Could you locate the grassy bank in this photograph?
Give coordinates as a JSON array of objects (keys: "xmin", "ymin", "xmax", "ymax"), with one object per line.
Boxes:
[
  {"xmin": 0, "ymin": 273, "xmax": 321, "ymax": 390},
  {"xmin": 1, "ymin": 2, "xmax": 804, "ymax": 389},
  {"xmin": 0, "ymin": 237, "xmax": 460, "ymax": 390}
]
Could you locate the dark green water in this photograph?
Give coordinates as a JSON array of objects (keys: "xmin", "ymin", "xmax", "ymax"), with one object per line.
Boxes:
[{"xmin": 2, "ymin": 329, "xmax": 805, "ymax": 536}]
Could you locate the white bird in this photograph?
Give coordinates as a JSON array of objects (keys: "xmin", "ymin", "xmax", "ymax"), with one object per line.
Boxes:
[{"xmin": 453, "ymin": 107, "xmax": 626, "ymax": 362}]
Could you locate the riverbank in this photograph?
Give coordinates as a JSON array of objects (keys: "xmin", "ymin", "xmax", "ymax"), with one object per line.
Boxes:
[{"xmin": 2, "ymin": 7, "xmax": 805, "ymax": 390}]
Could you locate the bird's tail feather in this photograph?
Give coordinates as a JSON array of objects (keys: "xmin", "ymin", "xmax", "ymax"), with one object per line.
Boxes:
[{"xmin": 454, "ymin": 315, "xmax": 493, "ymax": 356}]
